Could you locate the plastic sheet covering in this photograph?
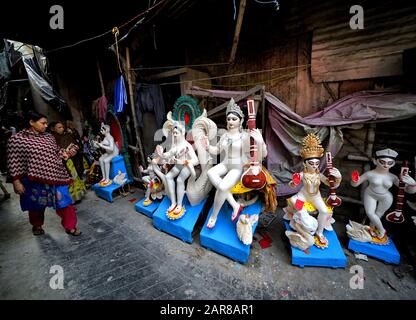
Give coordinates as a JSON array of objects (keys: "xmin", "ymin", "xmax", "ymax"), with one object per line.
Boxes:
[
  {"xmin": 0, "ymin": 50, "xmax": 11, "ymax": 80},
  {"xmin": 7, "ymin": 40, "xmax": 67, "ymax": 112}
]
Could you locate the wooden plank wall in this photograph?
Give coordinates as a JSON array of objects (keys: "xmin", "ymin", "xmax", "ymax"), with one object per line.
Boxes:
[
  {"xmin": 311, "ymin": 2, "xmax": 416, "ymax": 82},
  {"xmin": 195, "ymin": 0, "xmax": 415, "ymax": 117}
]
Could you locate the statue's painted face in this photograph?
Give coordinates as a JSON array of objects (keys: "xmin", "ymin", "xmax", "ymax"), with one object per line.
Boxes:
[
  {"xmin": 172, "ymin": 122, "xmax": 184, "ymax": 137},
  {"xmin": 100, "ymin": 125, "xmax": 109, "ymax": 135},
  {"xmin": 226, "ymin": 113, "xmax": 241, "ymax": 130},
  {"xmin": 304, "ymin": 158, "xmax": 320, "ymax": 171},
  {"xmin": 375, "ymin": 157, "xmax": 395, "ymax": 169}
]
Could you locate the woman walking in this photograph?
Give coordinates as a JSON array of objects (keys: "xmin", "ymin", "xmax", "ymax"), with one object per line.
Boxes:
[{"xmin": 7, "ymin": 111, "xmax": 82, "ymax": 236}]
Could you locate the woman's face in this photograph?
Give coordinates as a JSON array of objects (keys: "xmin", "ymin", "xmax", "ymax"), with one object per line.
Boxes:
[
  {"xmin": 375, "ymin": 157, "xmax": 395, "ymax": 170},
  {"xmin": 304, "ymin": 158, "xmax": 320, "ymax": 171},
  {"xmin": 30, "ymin": 117, "xmax": 48, "ymax": 133},
  {"xmin": 226, "ymin": 113, "xmax": 241, "ymax": 130},
  {"xmin": 53, "ymin": 123, "xmax": 65, "ymax": 135}
]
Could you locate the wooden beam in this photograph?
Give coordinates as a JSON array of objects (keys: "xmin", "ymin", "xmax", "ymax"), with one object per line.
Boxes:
[
  {"xmin": 260, "ymin": 87, "xmax": 266, "ymax": 135},
  {"xmin": 126, "ymin": 47, "xmax": 146, "ymax": 166},
  {"xmin": 207, "ymin": 84, "xmax": 264, "ymax": 117},
  {"xmin": 186, "ymin": 86, "xmax": 245, "ymax": 98},
  {"xmin": 229, "ymin": 0, "xmax": 247, "ymax": 64},
  {"xmin": 146, "ymin": 67, "xmax": 188, "ymax": 80}
]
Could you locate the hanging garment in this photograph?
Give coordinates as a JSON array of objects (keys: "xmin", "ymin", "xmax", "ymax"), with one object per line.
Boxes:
[
  {"xmin": 98, "ymin": 95, "xmax": 108, "ymax": 122},
  {"xmin": 135, "ymin": 83, "xmax": 166, "ymax": 128},
  {"xmin": 114, "ymin": 75, "xmax": 127, "ymax": 114}
]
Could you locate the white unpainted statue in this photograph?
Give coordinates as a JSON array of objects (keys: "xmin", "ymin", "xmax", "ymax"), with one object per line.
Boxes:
[
  {"xmin": 236, "ymin": 214, "xmax": 259, "ymax": 245},
  {"xmin": 350, "ymin": 148, "xmax": 416, "ymax": 240},
  {"xmin": 284, "ymin": 204, "xmax": 319, "ymax": 250},
  {"xmin": 139, "ymin": 155, "xmax": 164, "ymax": 205},
  {"xmin": 185, "ymin": 110, "xmax": 217, "ymax": 206},
  {"xmin": 155, "ymin": 112, "xmax": 199, "ymax": 218},
  {"xmin": 94, "ymin": 123, "xmax": 119, "ymax": 187},
  {"xmin": 204, "ymin": 98, "xmax": 267, "ymax": 229}
]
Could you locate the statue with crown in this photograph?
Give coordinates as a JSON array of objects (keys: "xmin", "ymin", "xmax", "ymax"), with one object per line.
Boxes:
[
  {"xmin": 283, "ymin": 133, "xmax": 344, "ymax": 256},
  {"xmin": 198, "ymin": 97, "xmax": 278, "ymax": 263}
]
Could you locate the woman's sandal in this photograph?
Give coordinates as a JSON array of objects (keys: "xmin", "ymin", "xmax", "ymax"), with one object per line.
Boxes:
[
  {"xmin": 66, "ymin": 228, "xmax": 82, "ymax": 236},
  {"xmin": 32, "ymin": 227, "xmax": 45, "ymax": 236}
]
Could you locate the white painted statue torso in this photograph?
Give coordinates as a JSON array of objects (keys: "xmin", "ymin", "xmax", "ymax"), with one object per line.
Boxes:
[
  {"xmin": 362, "ymin": 171, "xmax": 396, "ymax": 195},
  {"xmin": 100, "ymin": 134, "xmax": 119, "ymax": 156},
  {"xmin": 218, "ymin": 131, "xmax": 250, "ymax": 168}
]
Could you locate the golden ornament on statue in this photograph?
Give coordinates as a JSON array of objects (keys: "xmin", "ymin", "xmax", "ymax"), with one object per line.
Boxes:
[{"xmin": 300, "ymin": 133, "xmax": 324, "ymax": 159}]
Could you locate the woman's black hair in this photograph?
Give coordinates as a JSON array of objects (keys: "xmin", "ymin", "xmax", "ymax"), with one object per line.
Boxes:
[
  {"xmin": 24, "ymin": 110, "xmax": 47, "ymax": 128},
  {"xmin": 226, "ymin": 111, "xmax": 243, "ymax": 120}
]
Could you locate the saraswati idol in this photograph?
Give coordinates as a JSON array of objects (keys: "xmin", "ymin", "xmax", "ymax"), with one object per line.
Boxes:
[{"xmin": 284, "ymin": 133, "xmax": 342, "ymax": 249}]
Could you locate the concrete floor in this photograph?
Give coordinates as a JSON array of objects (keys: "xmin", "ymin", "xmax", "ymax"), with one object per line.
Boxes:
[{"xmin": 1, "ymin": 183, "xmax": 415, "ymax": 300}]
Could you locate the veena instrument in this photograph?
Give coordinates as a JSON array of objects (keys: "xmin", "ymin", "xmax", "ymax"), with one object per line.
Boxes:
[
  {"xmin": 241, "ymin": 99, "xmax": 267, "ymax": 190},
  {"xmin": 385, "ymin": 160, "xmax": 409, "ymax": 224},
  {"xmin": 325, "ymin": 152, "xmax": 342, "ymax": 207}
]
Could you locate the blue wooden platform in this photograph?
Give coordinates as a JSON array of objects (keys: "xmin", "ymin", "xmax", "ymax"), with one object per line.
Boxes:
[
  {"xmin": 283, "ymin": 220, "xmax": 347, "ymax": 269},
  {"xmin": 135, "ymin": 197, "xmax": 162, "ymax": 218},
  {"xmin": 199, "ymin": 200, "xmax": 261, "ymax": 264},
  {"xmin": 153, "ymin": 195, "xmax": 207, "ymax": 244},
  {"xmin": 348, "ymin": 238, "xmax": 400, "ymax": 265},
  {"xmin": 92, "ymin": 155, "xmax": 131, "ymax": 203}
]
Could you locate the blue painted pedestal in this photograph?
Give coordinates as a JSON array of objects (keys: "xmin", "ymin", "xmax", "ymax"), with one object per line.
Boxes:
[
  {"xmin": 92, "ymin": 155, "xmax": 131, "ymax": 202},
  {"xmin": 153, "ymin": 195, "xmax": 207, "ymax": 243},
  {"xmin": 200, "ymin": 200, "xmax": 261, "ymax": 264},
  {"xmin": 135, "ymin": 197, "xmax": 162, "ymax": 218},
  {"xmin": 284, "ymin": 220, "xmax": 347, "ymax": 268},
  {"xmin": 348, "ymin": 238, "xmax": 400, "ymax": 265}
]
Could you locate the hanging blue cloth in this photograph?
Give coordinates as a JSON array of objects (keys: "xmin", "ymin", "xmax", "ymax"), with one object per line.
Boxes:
[{"xmin": 114, "ymin": 75, "xmax": 127, "ymax": 113}]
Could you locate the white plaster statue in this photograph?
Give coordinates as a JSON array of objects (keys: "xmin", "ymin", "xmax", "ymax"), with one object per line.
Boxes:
[
  {"xmin": 407, "ymin": 156, "xmax": 416, "ymax": 212},
  {"xmin": 185, "ymin": 110, "xmax": 217, "ymax": 206},
  {"xmin": 350, "ymin": 148, "xmax": 416, "ymax": 242},
  {"xmin": 236, "ymin": 213, "xmax": 259, "ymax": 245},
  {"xmin": 285, "ymin": 203, "xmax": 319, "ymax": 251},
  {"xmin": 155, "ymin": 112, "xmax": 199, "ymax": 219},
  {"xmin": 203, "ymin": 98, "xmax": 267, "ymax": 229},
  {"xmin": 139, "ymin": 154, "xmax": 164, "ymax": 206},
  {"xmin": 113, "ymin": 169, "xmax": 128, "ymax": 196},
  {"xmin": 94, "ymin": 123, "xmax": 119, "ymax": 187},
  {"xmin": 284, "ymin": 133, "xmax": 342, "ymax": 249}
]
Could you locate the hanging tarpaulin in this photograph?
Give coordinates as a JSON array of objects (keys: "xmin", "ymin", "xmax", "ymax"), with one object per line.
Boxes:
[
  {"xmin": 114, "ymin": 75, "xmax": 127, "ymax": 114},
  {"xmin": 7, "ymin": 40, "xmax": 67, "ymax": 112}
]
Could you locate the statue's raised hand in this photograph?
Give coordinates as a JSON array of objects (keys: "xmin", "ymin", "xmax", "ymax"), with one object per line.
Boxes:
[
  {"xmin": 402, "ymin": 174, "xmax": 416, "ymax": 186},
  {"xmin": 250, "ymin": 129, "xmax": 264, "ymax": 144},
  {"xmin": 351, "ymin": 170, "xmax": 360, "ymax": 183},
  {"xmin": 155, "ymin": 145, "xmax": 164, "ymax": 157},
  {"xmin": 329, "ymin": 168, "xmax": 341, "ymax": 179}
]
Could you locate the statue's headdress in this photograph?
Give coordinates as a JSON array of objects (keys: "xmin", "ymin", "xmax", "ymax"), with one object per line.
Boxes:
[
  {"xmin": 300, "ymin": 133, "xmax": 324, "ymax": 159},
  {"xmin": 162, "ymin": 111, "xmax": 185, "ymax": 137},
  {"xmin": 375, "ymin": 148, "xmax": 398, "ymax": 160},
  {"xmin": 226, "ymin": 98, "xmax": 244, "ymax": 120}
]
